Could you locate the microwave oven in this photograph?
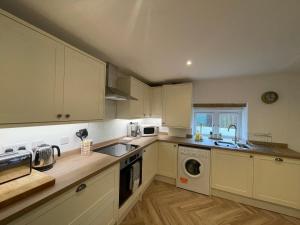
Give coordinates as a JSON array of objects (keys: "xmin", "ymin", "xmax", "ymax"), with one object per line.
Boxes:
[{"xmin": 140, "ymin": 125, "xmax": 159, "ymax": 137}]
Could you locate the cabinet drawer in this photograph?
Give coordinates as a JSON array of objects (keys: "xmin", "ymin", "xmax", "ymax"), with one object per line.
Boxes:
[{"xmin": 9, "ymin": 165, "xmax": 118, "ymax": 225}]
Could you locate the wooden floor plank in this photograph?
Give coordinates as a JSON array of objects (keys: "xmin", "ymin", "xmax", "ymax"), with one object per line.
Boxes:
[{"xmin": 121, "ymin": 181, "xmax": 300, "ymax": 225}]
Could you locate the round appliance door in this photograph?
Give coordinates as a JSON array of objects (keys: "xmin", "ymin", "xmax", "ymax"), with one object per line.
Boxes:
[{"xmin": 183, "ymin": 157, "xmax": 203, "ymax": 178}]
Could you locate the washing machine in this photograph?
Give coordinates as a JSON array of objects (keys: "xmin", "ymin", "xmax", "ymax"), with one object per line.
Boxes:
[{"xmin": 176, "ymin": 145, "xmax": 211, "ymax": 195}]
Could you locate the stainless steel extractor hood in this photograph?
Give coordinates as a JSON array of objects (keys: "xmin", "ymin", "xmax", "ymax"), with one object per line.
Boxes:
[{"xmin": 105, "ymin": 63, "xmax": 138, "ymax": 101}]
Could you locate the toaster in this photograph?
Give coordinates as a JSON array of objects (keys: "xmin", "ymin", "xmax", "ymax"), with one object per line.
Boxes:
[{"xmin": 0, "ymin": 150, "xmax": 32, "ymax": 184}]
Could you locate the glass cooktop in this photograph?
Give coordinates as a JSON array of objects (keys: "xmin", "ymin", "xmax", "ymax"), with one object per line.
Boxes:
[{"xmin": 93, "ymin": 143, "xmax": 139, "ymax": 157}]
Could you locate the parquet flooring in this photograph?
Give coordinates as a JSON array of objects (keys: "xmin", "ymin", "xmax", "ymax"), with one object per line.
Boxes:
[{"xmin": 120, "ymin": 181, "xmax": 300, "ymax": 225}]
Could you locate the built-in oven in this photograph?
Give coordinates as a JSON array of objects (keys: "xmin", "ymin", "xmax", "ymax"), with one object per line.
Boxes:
[{"xmin": 119, "ymin": 150, "xmax": 143, "ymax": 207}]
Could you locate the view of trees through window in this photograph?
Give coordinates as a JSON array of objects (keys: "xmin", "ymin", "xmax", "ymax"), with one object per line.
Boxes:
[{"xmin": 193, "ymin": 109, "xmax": 243, "ymax": 139}]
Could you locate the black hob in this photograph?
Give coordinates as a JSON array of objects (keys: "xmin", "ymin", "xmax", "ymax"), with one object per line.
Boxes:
[{"xmin": 93, "ymin": 143, "xmax": 139, "ymax": 157}]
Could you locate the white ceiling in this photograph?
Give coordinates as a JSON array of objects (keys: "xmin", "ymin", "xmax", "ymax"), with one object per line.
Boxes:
[{"xmin": 1, "ymin": 0, "xmax": 300, "ymax": 83}]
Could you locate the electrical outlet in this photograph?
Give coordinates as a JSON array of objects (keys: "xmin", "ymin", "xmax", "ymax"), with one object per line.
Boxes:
[
  {"xmin": 3, "ymin": 145, "xmax": 15, "ymax": 153},
  {"xmin": 60, "ymin": 136, "xmax": 69, "ymax": 145},
  {"xmin": 15, "ymin": 142, "xmax": 28, "ymax": 151}
]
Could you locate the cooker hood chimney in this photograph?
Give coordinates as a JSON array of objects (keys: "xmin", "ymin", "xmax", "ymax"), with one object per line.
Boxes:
[{"xmin": 105, "ymin": 63, "xmax": 137, "ymax": 101}]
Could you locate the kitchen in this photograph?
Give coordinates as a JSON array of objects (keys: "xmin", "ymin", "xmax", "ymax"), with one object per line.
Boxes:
[{"xmin": 0, "ymin": 1, "xmax": 300, "ymax": 225}]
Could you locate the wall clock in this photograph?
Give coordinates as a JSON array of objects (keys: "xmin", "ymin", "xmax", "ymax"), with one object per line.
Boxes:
[{"xmin": 261, "ymin": 91, "xmax": 279, "ymax": 104}]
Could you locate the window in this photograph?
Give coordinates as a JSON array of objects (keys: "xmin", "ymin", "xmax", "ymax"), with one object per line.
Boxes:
[{"xmin": 193, "ymin": 108, "xmax": 245, "ymax": 140}]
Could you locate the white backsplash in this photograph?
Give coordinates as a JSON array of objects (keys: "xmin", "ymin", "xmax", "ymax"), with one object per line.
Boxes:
[
  {"xmin": 0, "ymin": 119, "xmax": 129, "ymax": 154},
  {"xmin": 0, "ymin": 118, "xmax": 167, "ymax": 154},
  {"xmin": 0, "ymin": 117, "xmax": 188, "ymax": 154}
]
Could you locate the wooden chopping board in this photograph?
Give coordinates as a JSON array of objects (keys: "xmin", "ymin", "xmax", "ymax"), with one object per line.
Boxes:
[{"xmin": 0, "ymin": 169, "xmax": 55, "ymax": 208}]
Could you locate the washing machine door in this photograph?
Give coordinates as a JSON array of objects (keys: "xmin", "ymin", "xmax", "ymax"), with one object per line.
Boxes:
[{"xmin": 184, "ymin": 157, "xmax": 203, "ymax": 178}]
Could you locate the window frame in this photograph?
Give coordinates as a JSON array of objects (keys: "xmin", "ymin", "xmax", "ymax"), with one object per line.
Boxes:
[{"xmin": 192, "ymin": 108, "xmax": 243, "ymax": 139}]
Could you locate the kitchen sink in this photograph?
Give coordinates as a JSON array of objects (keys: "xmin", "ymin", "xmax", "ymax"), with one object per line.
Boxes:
[{"xmin": 214, "ymin": 141, "xmax": 250, "ymax": 150}]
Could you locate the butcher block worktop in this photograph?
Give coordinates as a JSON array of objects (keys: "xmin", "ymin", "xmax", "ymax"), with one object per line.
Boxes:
[{"xmin": 1, "ymin": 135, "xmax": 300, "ymax": 224}]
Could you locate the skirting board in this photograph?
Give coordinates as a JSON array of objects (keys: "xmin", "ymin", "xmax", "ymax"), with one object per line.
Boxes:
[
  {"xmin": 211, "ymin": 188, "xmax": 300, "ymax": 219},
  {"xmin": 154, "ymin": 175, "xmax": 176, "ymax": 185}
]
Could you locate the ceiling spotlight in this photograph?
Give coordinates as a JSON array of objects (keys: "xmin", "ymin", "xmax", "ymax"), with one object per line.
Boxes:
[{"xmin": 186, "ymin": 60, "xmax": 192, "ymax": 66}]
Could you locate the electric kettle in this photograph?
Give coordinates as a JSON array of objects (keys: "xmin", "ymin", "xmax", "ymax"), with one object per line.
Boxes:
[{"xmin": 32, "ymin": 144, "xmax": 61, "ymax": 171}]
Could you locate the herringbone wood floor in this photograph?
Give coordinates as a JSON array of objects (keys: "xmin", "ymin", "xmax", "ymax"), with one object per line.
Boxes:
[{"xmin": 120, "ymin": 181, "xmax": 300, "ymax": 225}]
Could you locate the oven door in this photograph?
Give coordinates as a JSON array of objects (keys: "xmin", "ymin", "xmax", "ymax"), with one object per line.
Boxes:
[{"xmin": 119, "ymin": 158, "xmax": 142, "ymax": 207}]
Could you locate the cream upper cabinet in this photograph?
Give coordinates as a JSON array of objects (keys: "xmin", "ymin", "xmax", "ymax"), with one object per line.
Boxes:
[
  {"xmin": 157, "ymin": 142, "xmax": 178, "ymax": 178},
  {"xmin": 142, "ymin": 142, "xmax": 158, "ymax": 185},
  {"xmin": 253, "ymin": 155, "xmax": 300, "ymax": 209},
  {"xmin": 63, "ymin": 47, "xmax": 106, "ymax": 121},
  {"xmin": 150, "ymin": 86, "xmax": 163, "ymax": 118},
  {"xmin": 0, "ymin": 11, "xmax": 106, "ymax": 124},
  {"xmin": 211, "ymin": 149, "xmax": 254, "ymax": 198},
  {"xmin": 117, "ymin": 77, "xmax": 147, "ymax": 119},
  {"xmin": 162, "ymin": 83, "xmax": 192, "ymax": 128},
  {"xmin": 9, "ymin": 164, "xmax": 119, "ymax": 225},
  {"xmin": 143, "ymin": 84, "xmax": 151, "ymax": 117},
  {"xmin": 0, "ymin": 12, "xmax": 64, "ymax": 124}
]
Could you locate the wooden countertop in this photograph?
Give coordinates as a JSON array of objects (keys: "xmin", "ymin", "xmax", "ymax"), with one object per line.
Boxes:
[
  {"xmin": 1, "ymin": 135, "xmax": 299, "ymax": 224},
  {"xmin": 157, "ymin": 135, "xmax": 300, "ymax": 159}
]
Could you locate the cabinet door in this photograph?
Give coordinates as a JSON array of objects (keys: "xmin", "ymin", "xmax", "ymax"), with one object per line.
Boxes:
[
  {"xmin": 9, "ymin": 165, "xmax": 119, "ymax": 225},
  {"xmin": 142, "ymin": 143, "xmax": 158, "ymax": 184},
  {"xmin": 211, "ymin": 149, "xmax": 254, "ymax": 197},
  {"xmin": 129, "ymin": 77, "xmax": 144, "ymax": 118},
  {"xmin": 162, "ymin": 83, "xmax": 192, "ymax": 128},
  {"xmin": 157, "ymin": 142, "xmax": 178, "ymax": 178},
  {"xmin": 64, "ymin": 47, "xmax": 106, "ymax": 121},
  {"xmin": 150, "ymin": 86, "xmax": 162, "ymax": 118},
  {"xmin": 0, "ymin": 13, "xmax": 64, "ymax": 124},
  {"xmin": 253, "ymin": 155, "xmax": 300, "ymax": 209},
  {"xmin": 143, "ymin": 84, "xmax": 151, "ymax": 117}
]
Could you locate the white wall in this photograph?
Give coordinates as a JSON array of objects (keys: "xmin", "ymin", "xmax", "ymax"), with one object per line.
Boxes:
[
  {"xmin": 0, "ymin": 119, "xmax": 129, "ymax": 154},
  {"xmin": 0, "ymin": 117, "xmax": 161, "ymax": 154},
  {"xmin": 193, "ymin": 73, "xmax": 300, "ymax": 152}
]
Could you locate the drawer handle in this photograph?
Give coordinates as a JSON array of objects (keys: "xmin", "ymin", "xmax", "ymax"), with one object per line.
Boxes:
[
  {"xmin": 275, "ymin": 157, "xmax": 283, "ymax": 162},
  {"xmin": 65, "ymin": 114, "xmax": 71, "ymax": 119},
  {"xmin": 76, "ymin": 183, "xmax": 87, "ymax": 193},
  {"xmin": 56, "ymin": 114, "xmax": 62, "ymax": 119},
  {"xmin": 249, "ymin": 155, "xmax": 253, "ymax": 158}
]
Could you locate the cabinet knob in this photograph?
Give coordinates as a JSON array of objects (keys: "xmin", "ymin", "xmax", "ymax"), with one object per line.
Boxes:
[
  {"xmin": 249, "ymin": 155, "xmax": 253, "ymax": 158},
  {"xmin": 76, "ymin": 183, "xmax": 87, "ymax": 193},
  {"xmin": 65, "ymin": 114, "xmax": 71, "ymax": 119},
  {"xmin": 275, "ymin": 157, "xmax": 283, "ymax": 162},
  {"xmin": 56, "ymin": 114, "xmax": 62, "ymax": 119}
]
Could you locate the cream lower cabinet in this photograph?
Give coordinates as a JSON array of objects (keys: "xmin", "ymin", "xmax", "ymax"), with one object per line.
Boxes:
[
  {"xmin": 253, "ymin": 155, "xmax": 300, "ymax": 209},
  {"xmin": 9, "ymin": 164, "xmax": 119, "ymax": 225},
  {"xmin": 211, "ymin": 149, "xmax": 254, "ymax": 198},
  {"xmin": 162, "ymin": 83, "xmax": 192, "ymax": 128},
  {"xmin": 157, "ymin": 142, "xmax": 178, "ymax": 178},
  {"xmin": 142, "ymin": 142, "xmax": 158, "ymax": 186}
]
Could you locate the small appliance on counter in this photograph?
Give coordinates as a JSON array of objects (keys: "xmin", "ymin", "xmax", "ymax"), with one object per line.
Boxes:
[
  {"xmin": 140, "ymin": 124, "xmax": 159, "ymax": 137},
  {"xmin": 127, "ymin": 122, "xmax": 140, "ymax": 137},
  {"xmin": 32, "ymin": 144, "xmax": 61, "ymax": 171},
  {"xmin": 0, "ymin": 149, "xmax": 32, "ymax": 184}
]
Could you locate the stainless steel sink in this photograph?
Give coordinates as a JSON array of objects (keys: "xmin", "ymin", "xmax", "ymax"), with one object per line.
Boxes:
[{"xmin": 214, "ymin": 141, "xmax": 250, "ymax": 150}]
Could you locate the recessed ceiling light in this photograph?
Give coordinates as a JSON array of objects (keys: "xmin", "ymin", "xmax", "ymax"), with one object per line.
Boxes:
[{"xmin": 186, "ymin": 60, "xmax": 192, "ymax": 66}]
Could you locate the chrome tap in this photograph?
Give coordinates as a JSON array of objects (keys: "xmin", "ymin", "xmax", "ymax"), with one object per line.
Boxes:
[{"xmin": 228, "ymin": 124, "xmax": 238, "ymax": 144}]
